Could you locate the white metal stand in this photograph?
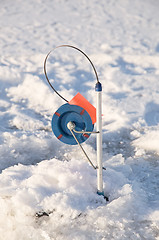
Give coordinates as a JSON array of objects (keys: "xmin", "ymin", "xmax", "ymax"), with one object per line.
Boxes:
[
  {"xmin": 96, "ymin": 82, "xmax": 104, "ymax": 195},
  {"xmin": 67, "ymin": 81, "xmax": 104, "ymax": 196}
]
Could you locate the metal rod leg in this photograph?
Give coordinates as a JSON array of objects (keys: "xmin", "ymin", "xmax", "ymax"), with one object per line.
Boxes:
[{"xmin": 67, "ymin": 122, "xmax": 97, "ymax": 170}]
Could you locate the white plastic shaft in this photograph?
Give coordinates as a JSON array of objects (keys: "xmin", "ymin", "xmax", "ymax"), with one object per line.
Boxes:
[{"xmin": 96, "ymin": 89, "xmax": 103, "ymax": 194}]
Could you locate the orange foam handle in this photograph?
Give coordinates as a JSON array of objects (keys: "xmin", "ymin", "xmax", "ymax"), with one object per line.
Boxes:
[{"xmin": 69, "ymin": 92, "xmax": 96, "ymax": 124}]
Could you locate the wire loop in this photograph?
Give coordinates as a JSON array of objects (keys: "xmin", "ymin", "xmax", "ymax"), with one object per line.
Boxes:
[{"xmin": 44, "ymin": 45, "xmax": 99, "ymax": 102}]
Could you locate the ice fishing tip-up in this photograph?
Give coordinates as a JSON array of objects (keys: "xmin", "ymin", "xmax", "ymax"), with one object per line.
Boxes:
[{"xmin": 44, "ymin": 45, "xmax": 104, "ymax": 196}]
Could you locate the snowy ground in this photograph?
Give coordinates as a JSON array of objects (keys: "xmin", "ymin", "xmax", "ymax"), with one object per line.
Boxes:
[{"xmin": 0, "ymin": 0, "xmax": 159, "ymax": 239}]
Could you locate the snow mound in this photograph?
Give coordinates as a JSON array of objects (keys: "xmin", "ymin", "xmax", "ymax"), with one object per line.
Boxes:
[{"xmin": 0, "ymin": 154, "xmax": 158, "ymax": 239}]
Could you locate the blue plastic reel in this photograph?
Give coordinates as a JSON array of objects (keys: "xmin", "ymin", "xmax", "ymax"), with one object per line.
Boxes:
[{"xmin": 52, "ymin": 103, "xmax": 94, "ymax": 145}]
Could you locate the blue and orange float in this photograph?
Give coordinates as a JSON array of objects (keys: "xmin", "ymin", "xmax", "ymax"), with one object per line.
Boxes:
[{"xmin": 52, "ymin": 91, "xmax": 96, "ymax": 145}]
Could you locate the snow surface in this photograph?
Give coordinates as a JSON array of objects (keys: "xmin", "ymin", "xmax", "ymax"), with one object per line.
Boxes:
[{"xmin": 0, "ymin": 0, "xmax": 159, "ymax": 239}]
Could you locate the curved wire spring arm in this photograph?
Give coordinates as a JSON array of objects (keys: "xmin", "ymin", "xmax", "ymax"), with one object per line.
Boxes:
[{"xmin": 44, "ymin": 45, "xmax": 99, "ymax": 102}]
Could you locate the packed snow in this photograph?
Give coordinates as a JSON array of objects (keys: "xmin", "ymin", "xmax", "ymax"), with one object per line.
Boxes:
[{"xmin": 0, "ymin": 0, "xmax": 159, "ymax": 239}]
